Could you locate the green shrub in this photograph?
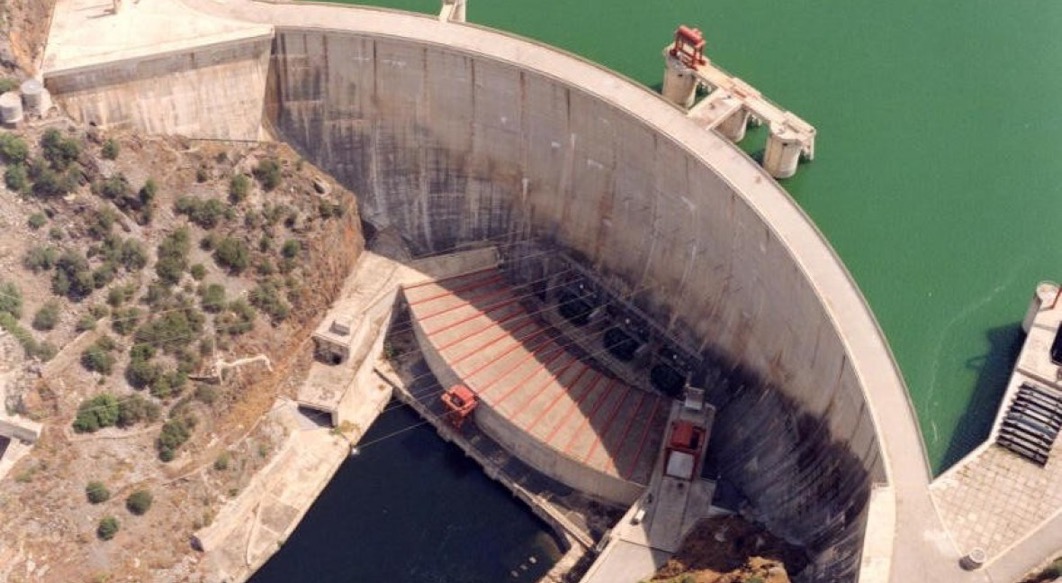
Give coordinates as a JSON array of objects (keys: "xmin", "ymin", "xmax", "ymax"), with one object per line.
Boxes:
[
  {"xmin": 0, "ymin": 280, "xmax": 22, "ymax": 318},
  {"xmin": 32, "ymin": 300, "xmax": 60, "ymax": 331},
  {"xmin": 110, "ymin": 306, "xmax": 141, "ymax": 335},
  {"xmin": 27, "ymin": 213, "xmax": 46, "ymax": 230},
  {"xmin": 155, "ymin": 228, "xmax": 190, "ymax": 286},
  {"xmin": 72, "ymin": 393, "xmax": 120, "ymax": 433},
  {"xmin": 213, "ymin": 237, "xmax": 249, "ymax": 274},
  {"xmin": 175, "ymin": 196, "xmax": 226, "ymax": 229},
  {"xmin": 134, "ymin": 307, "xmax": 204, "ymax": 351},
  {"xmin": 189, "ymin": 263, "xmax": 207, "ymax": 281},
  {"xmin": 139, "ymin": 179, "xmax": 158, "ymax": 205},
  {"xmin": 157, "ymin": 415, "xmax": 195, "ymax": 461},
  {"xmin": 91, "ymin": 262, "xmax": 117, "ymax": 290},
  {"xmin": 281, "ymin": 239, "xmax": 300, "ymax": 259},
  {"xmin": 249, "ymin": 282, "xmax": 289, "ymax": 323},
  {"xmin": 125, "ymin": 356, "xmax": 161, "ymax": 390},
  {"xmin": 199, "ymin": 284, "xmax": 226, "ymax": 313},
  {"xmin": 117, "ymin": 394, "xmax": 160, "ymax": 427},
  {"xmin": 199, "ymin": 232, "xmax": 220, "ymax": 251},
  {"xmin": 0, "ymin": 312, "xmax": 54, "ymax": 361},
  {"xmin": 86, "ymin": 208, "xmax": 116, "ymax": 240},
  {"xmin": 217, "ymin": 299, "xmax": 256, "ymax": 336},
  {"xmin": 149, "ymin": 370, "xmax": 187, "ymax": 399},
  {"xmin": 0, "ymin": 133, "xmax": 29, "ymax": 163},
  {"xmin": 125, "ymin": 490, "xmax": 153, "ymax": 515},
  {"xmin": 81, "ymin": 344, "xmax": 116, "ymax": 375},
  {"xmin": 106, "ymin": 284, "xmax": 134, "ymax": 308},
  {"xmin": 29, "ymin": 162, "xmax": 77, "ymax": 199},
  {"xmin": 96, "ymin": 516, "xmax": 119, "ymax": 540},
  {"xmin": 101, "ymin": 139, "xmax": 120, "ymax": 160},
  {"xmin": 33, "ymin": 341, "xmax": 57, "ymax": 362},
  {"xmin": 52, "ymin": 250, "xmax": 94, "ymax": 300},
  {"xmin": 75, "ymin": 313, "xmax": 98, "ymax": 332},
  {"xmin": 213, "ymin": 452, "xmax": 230, "ymax": 471},
  {"xmin": 196, "ymin": 166, "xmax": 210, "ymax": 183},
  {"xmin": 97, "ymin": 173, "xmax": 132, "ymax": 200},
  {"xmin": 119, "ymin": 239, "xmax": 148, "ymax": 271},
  {"xmin": 196, "ymin": 384, "xmax": 220, "ymax": 405},
  {"xmin": 229, "ymin": 174, "xmax": 250, "ymax": 203},
  {"xmin": 49, "ymin": 226, "xmax": 64, "ymax": 241},
  {"xmin": 4, "ymin": 163, "xmax": 28, "ymax": 192},
  {"xmin": 40, "ymin": 129, "xmax": 82, "ymax": 171},
  {"xmin": 253, "ymin": 159, "xmax": 281, "ymax": 191},
  {"xmin": 86, "ymin": 481, "xmax": 111, "ymax": 504},
  {"xmin": 23, "ymin": 245, "xmax": 58, "ymax": 274}
]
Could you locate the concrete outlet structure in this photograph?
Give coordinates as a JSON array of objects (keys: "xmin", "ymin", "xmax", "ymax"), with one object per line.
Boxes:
[{"xmin": 41, "ymin": 1, "xmax": 1046, "ymax": 582}]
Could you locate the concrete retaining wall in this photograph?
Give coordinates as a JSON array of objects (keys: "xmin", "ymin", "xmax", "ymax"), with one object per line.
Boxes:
[{"xmin": 46, "ymin": 34, "xmax": 273, "ymax": 140}]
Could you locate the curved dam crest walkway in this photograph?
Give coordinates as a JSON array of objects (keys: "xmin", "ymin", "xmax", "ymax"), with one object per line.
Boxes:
[{"xmin": 39, "ymin": 0, "xmax": 1060, "ymax": 581}]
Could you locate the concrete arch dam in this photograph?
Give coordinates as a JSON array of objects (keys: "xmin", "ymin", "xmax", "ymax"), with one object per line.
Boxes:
[
  {"xmin": 264, "ymin": 28, "xmax": 884, "ymax": 582},
  {"xmin": 44, "ymin": 4, "xmax": 936, "ymax": 582}
]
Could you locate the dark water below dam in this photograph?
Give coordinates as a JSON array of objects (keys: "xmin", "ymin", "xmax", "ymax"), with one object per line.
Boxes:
[{"xmin": 250, "ymin": 403, "xmax": 563, "ymax": 582}]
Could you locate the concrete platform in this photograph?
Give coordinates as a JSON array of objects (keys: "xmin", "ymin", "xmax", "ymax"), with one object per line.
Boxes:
[
  {"xmin": 930, "ymin": 283, "xmax": 1062, "ymax": 571},
  {"xmin": 404, "ymin": 268, "xmax": 670, "ymax": 502}
]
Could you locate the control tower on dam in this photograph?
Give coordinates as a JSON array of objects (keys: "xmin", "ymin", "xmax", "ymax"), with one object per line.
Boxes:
[{"xmin": 40, "ymin": 1, "xmax": 978, "ymax": 581}]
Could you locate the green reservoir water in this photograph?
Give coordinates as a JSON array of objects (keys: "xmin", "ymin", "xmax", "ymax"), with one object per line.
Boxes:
[{"xmin": 329, "ymin": 0, "xmax": 1062, "ymax": 472}]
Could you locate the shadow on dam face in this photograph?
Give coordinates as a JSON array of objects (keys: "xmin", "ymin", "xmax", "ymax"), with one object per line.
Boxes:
[{"xmin": 264, "ymin": 29, "xmax": 882, "ymax": 582}]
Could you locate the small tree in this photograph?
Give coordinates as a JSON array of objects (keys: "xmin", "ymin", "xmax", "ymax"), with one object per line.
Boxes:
[
  {"xmin": 253, "ymin": 159, "xmax": 282, "ymax": 191},
  {"xmin": 27, "ymin": 213, "xmax": 47, "ymax": 230},
  {"xmin": 81, "ymin": 344, "xmax": 116, "ymax": 375},
  {"xmin": 281, "ymin": 239, "xmax": 300, "ymax": 259},
  {"xmin": 86, "ymin": 481, "xmax": 111, "ymax": 504},
  {"xmin": 4, "ymin": 163, "xmax": 27, "ymax": 192},
  {"xmin": 0, "ymin": 280, "xmax": 22, "ymax": 318},
  {"xmin": 229, "ymin": 174, "xmax": 251, "ymax": 203},
  {"xmin": 97, "ymin": 516, "xmax": 120, "ymax": 540},
  {"xmin": 125, "ymin": 489, "xmax": 153, "ymax": 515},
  {"xmin": 101, "ymin": 138, "xmax": 120, "ymax": 160},
  {"xmin": 32, "ymin": 300, "xmax": 60, "ymax": 331},
  {"xmin": 213, "ymin": 237, "xmax": 249, "ymax": 274},
  {"xmin": 0, "ymin": 133, "xmax": 29, "ymax": 163}
]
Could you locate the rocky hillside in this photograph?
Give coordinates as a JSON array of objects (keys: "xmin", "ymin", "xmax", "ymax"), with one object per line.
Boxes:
[{"xmin": 0, "ymin": 121, "xmax": 364, "ymax": 581}]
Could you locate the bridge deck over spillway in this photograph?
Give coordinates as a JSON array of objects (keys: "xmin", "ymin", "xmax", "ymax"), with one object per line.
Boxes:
[{"xmin": 403, "ymin": 268, "xmax": 670, "ymax": 487}]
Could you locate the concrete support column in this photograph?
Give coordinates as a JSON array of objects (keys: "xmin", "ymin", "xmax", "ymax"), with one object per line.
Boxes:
[
  {"xmin": 662, "ymin": 56, "xmax": 697, "ymax": 109},
  {"xmin": 454, "ymin": 0, "xmax": 466, "ymax": 22},
  {"xmin": 716, "ymin": 102, "xmax": 749, "ymax": 142},
  {"xmin": 763, "ymin": 123, "xmax": 803, "ymax": 179},
  {"xmin": 1023, "ymin": 282, "xmax": 1060, "ymax": 333}
]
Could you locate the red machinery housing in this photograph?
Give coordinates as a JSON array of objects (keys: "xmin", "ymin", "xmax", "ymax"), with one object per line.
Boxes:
[
  {"xmin": 669, "ymin": 25, "xmax": 707, "ymax": 69},
  {"xmin": 441, "ymin": 384, "xmax": 478, "ymax": 429},
  {"xmin": 663, "ymin": 420, "xmax": 706, "ymax": 480}
]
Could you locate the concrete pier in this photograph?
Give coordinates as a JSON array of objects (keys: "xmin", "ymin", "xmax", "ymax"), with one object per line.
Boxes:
[{"xmin": 661, "ymin": 27, "xmax": 816, "ymax": 179}]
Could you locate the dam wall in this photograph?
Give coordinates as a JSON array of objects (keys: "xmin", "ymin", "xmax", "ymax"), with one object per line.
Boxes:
[{"xmin": 266, "ymin": 28, "xmax": 884, "ymax": 581}]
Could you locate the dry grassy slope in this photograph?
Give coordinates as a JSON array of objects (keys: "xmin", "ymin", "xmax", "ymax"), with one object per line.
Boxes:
[
  {"xmin": 650, "ymin": 515, "xmax": 805, "ymax": 583},
  {"xmin": 0, "ymin": 0, "xmax": 55, "ymax": 75},
  {"xmin": 0, "ymin": 124, "xmax": 365, "ymax": 583}
]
